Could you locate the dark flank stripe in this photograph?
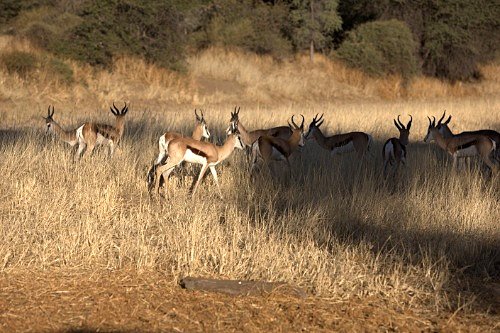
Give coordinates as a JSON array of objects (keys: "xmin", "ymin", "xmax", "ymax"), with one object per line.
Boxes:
[
  {"xmin": 457, "ymin": 140, "xmax": 477, "ymax": 151},
  {"xmin": 186, "ymin": 145, "xmax": 208, "ymax": 158},
  {"xmin": 333, "ymin": 137, "xmax": 353, "ymax": 148}
]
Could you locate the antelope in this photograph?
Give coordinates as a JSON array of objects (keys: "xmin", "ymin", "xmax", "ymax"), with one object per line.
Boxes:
[
  {"xmin": 226, "ymin": 106, "xmax": 292, "ymax": 148},
  {"xmin": 435, "ymin": 111, "xmax": 499, "ymax": 161},
  {"xmin": 305, "ymin": 113, "xmax": 373, "ymax": 158},
  {"xmin": 424, "ymin": 116, "xmax": 498, "ymax": 174},
  {"xmin": 150, "ymin": 127, "xmax": 245, "ymax": 198},
  {"xmin": 44, "ymin": 103, "xmax": 129, "ymax": 158},
  {"xmin": 382, "ymin": 115, "xmax": 412, "ymax": 177},
  {"xmin": 146, "ymin": 109, "xmax": 210, "ymax": 188},
  {"xmin": 250, "ymin": 115, "xmax": 305, "ymax": 177}
]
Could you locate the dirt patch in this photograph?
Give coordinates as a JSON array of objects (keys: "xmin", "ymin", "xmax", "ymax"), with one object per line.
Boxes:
[{"xmin": 0, "ymin": 270, "xmax": 497, "ymax": 332}]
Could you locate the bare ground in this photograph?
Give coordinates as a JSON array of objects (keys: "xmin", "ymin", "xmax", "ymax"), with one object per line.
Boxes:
[{"xmin": 0, "ymin": 270, "xmax": 498, "ymax": 332}]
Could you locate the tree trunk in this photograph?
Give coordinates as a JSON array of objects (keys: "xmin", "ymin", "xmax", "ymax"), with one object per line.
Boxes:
[{"xmin": 310, "ymin": 39, "xmax": 314, "ymax": 62}]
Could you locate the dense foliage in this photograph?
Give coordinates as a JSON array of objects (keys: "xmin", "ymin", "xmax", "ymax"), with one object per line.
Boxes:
[{"xmin": 1, "ymin": 0, "xmax": 498, "ymax": 81}]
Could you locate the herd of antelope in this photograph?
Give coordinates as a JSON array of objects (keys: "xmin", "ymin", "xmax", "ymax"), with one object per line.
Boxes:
[{"xmin": 43, "ymin": 104, "xmax": 499, "ymax": 198}]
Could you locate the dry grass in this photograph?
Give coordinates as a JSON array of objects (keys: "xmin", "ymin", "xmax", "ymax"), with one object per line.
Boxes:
[{"xmin": 0, "ymin": 35, "xmax": 499, "ymax": 330}]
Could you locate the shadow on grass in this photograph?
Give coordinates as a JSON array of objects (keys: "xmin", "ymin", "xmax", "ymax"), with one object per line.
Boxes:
[{"xmin": 233, "ymin": 138, "xmax": 499, "ymax": 313}]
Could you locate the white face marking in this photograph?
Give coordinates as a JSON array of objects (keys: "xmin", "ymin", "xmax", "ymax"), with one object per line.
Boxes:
[
  {"xmin": 331, "ymin": 141, "xmax": 355, "ymax": 155},
  {"xmin": 202, "ymin": 124, "xmax": 211, "ymax": 139},
  {"xmin": 298, "ymin": 133, "xmax": 305, "ymax": 147}
]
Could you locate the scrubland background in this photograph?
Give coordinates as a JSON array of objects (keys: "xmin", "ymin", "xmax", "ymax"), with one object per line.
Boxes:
[
  {"xmin": 0, "ymin": 1, "xmax": 499, "ymax": 330},
  {"xmin": 0, "ymin": 33, "xmax": 499, "ymax": 318}
]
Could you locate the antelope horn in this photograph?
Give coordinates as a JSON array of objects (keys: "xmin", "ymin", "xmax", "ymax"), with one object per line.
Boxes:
[
  {"xmin": 291, "ymin": 115, "xmax": 298, "ymax": 129},
  {"xmin": 200, "ymin": 109, "xmax": 204, "ymax": 120},
  {"xmin": 432, "ymin": 116, "xmax": 436, "ymax": 127},
  {"xmin": 397, "ymin": 115, "xmax": 405, "ymax": 129},
  {"xmin": 195, "ymin": 109, "xmax": 201, "ymax": 121},
  {"xmin": 317, "ymin": 113, "xmax": 324, "ymax": 123},
  {"xmin": 300, "ymin": 114, "xmax": 305, "ymax": 129},
  {"xmin": 121, "ymin": 102, "xmax": 128, "ymax": 115},
  {"xmin": 394, "ymin": 119, "xmax": 402, "ymax": 130},
  {"xmin": 437, "ymin": 110, "xmax": 446, "ymax": 125},
  {"xmin": 427, "ymin": 116, "xmax": 432, "ymax": 126},
  {"xmin": 407, "ymin": 114, "xmax": 412, "ymax": 129}
]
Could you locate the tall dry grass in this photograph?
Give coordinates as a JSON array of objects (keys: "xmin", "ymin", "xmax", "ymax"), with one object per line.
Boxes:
[{"xmin": 0, "ymin": 35, "xmax": 499, "ymax": 315}]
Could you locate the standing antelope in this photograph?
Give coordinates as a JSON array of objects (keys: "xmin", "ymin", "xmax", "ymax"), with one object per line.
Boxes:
[
  {"xmin": 424, "ymin": 116, "xmax": 498, "ymax": 174},
  {"xmin": 382, "ymin": 115, "xmax": 412, "ymax": 177},
  {"xmin": 226, "ymin": 106, "xmax": 292, "ymax": 148},
  {"xmin": 147, "ymin": 109, "xmax": 211, "ymax": 188},
  {"xmin": 44, "ymin": 103, "xmax": 129, "ymax": 158},
  {"xmin": 150, "ymin": 127, "xmax": 244, "ymax": 198},
  {"xmin": 305, "ymin": 113, "xmax": 372, "ymax": 158},
  {"xmin": 435, "ymin": 111, "xmax": 499, "ymax": 161},
  {"xmin": 250, "ymin": 115, "xmax": 305, "ymax": 177}
]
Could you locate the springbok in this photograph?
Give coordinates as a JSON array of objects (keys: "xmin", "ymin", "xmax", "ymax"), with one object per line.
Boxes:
[
  {"xmin": 146, "ymin": 109, "xmax": 211, "ymax": 187},
  {"xmin": 305, "ymin": 113, "xmax": 372, "ymax": 158},
  {"xmin": 226, "ymin": 106, "xmax": 292, "ymax": 148},
  {"xmin": 250, "ymin": 115, "xmax": 305, "ymax": 177},
  {"xmin": 382, "ymin": 115, "xmax": 412, "ymax": 177},
  {"xmin": 44, "ymin": 103, "xmax": 129, "ymax": 158},
  {"xmin": 424, "ymin": 116, "xmax": 498, "ymax": 174},
  {"xmin": 435, "ymin": 111, "xmax": 499, "ymax": 161},
  {"xmin": 150, "ymin": 128, "xmax": 244, "ymax": 198}
]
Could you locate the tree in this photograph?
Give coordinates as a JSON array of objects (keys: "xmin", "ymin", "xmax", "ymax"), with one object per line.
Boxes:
[{"xmin": 289, "ymin": 0, "xmax": 342, "ymax": 62}]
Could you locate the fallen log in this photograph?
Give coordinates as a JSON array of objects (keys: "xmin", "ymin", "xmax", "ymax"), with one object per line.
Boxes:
[{"xmin": 179, "ymin": 277, "xmax": 307, "ymax": 298}]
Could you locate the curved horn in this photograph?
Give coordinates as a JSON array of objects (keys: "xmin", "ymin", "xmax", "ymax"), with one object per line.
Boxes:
[
  {"xmin": 397, "ymin": 115, "xmax": 405, "ymax": 129},
  {"xmin": 427, "ymin": 116, "xmax": 432, "ymax": 126},
  {"xmin": 200, "ymin": 109, "xmax": 204, "ymax": 120},
  {"xmin": 300, "ymin": 114, "xmax": 305, "ymax": 129},
  {"xmin": 316, "ymin": 120, "xmax": 324, "ymax": 128},
  {"xmin": 313, "ymin": 113, "xmax": 319, "ymax": 122},
  {"xmin": 437, "ymin": 110, "xmax": 446, "ymax": 125},
  {"xmin": 432, "ymin": 116, "xmax": 436, "ymax": 127},
  {"xmin": 407, "ymin": 114, "xmax": 412, "ymax": 129},
  {"xmin": 291, "ymin": 115, "xmax": 298, "ymax": 129},
  {"xmin": 394, "ymin": 119, "xmax": 402, "ymax": 130},
  {"xmin": 195, "ymin": 109, "xmax": 201, "ymax": 121},
  {"xmin": 121, "ymin": 102, "xmax": 128, "ymax": 115},
  {"xmin": 317, "ymin": 113, "xmax": 324, "ymax": 123}
]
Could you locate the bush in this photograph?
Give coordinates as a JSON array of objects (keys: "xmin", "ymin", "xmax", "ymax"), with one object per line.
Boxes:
[
  {"xmin": 0, "ymin": 51, "xmax": 38, "ymax": 77},
  {"xmin": 45, "ymin": 58, "xmax": 74, "ymax": 84},
  {"xmin": 336, "ymin": 19, "xmax": 418, "ymax": 79},
  {"xmin": 191, "ymin": 0, "xmax": 292, "ymax": 58}
]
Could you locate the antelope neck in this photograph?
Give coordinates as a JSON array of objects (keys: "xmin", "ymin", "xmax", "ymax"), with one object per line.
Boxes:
[
  {"xmin": 192, "ymin": 124, "xmax": 203, "ymax": 140},
  {"xmin": 215, "ymin": 135, "xmax": 237, "ymax": 162},
  {"xmin": 52, "ymin": 121, "xmax": 77, "ymax": 143},
  {"xmin": 237, "ymin": 121, "xmax": 253, "ymax": 146},
  {"xmin": 312, "ymin": 128, "xmax": 330, "ymax": 150}
]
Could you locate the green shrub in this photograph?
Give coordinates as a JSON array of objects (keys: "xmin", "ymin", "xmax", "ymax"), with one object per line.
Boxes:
[
  {"xmin": 0, "ymin": 51, "xmax": 38, "ymax": 77},
  {"xmin": 45, "ymin": 58, "xmax": 74, "ymax": 84},
  {"xmin": 336, "ymin": 19, "xmax": 418, "ymax": 79}
]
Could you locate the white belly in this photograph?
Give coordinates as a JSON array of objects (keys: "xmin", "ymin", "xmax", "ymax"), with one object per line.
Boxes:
[
  {"xmin": 76, "ymin": 125, "xmax": 85, "ymax": 143},
  {"xmin": 184, "ymin": 149, "xmax": 207, "ymax": 165},
  {"xmin": 332, "ymin": 141, "xmax": 355, "ymax": 155},
  {"xmin": 456, "ymin": 145, "xmax": 478, "ymax": 158}
]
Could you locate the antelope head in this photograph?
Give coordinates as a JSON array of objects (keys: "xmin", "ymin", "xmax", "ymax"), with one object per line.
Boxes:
[
  {"xmin": 194, "ymin": 109, "xmax": 211, "ymax": 139},
  {"xmin": 436, "ymin": 110, "xmax": 452, "ymax": 137},
  {"xmin": 288, "ymin": 114, "xmax": 306, "ymax": 147},
  {"xmin": 226, "ymin": 106, "xmax": 240, "ymax": 135},
  {"xmin": 393, "ymin": 114, "xmax": 412, "ymax": 145},
  {"xmin": 424, "ymin": 116, "xmax": 439, "ymax": 143},
  {"xmin": 305, "ymin": 113, "xmax": 324, "ymax": 140},
  {"xmin": 43, "ymin": 105, "xmax": 56, "ymax": 133},
  {"xmin": 110, "ymin": 102, "xmax": 129, "ymax": 118}
]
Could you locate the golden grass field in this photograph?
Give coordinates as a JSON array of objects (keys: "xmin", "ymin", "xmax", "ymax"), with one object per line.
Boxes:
[{"xmin": 0, "ymin": 36, "xmax": 499, "ymax": 331}]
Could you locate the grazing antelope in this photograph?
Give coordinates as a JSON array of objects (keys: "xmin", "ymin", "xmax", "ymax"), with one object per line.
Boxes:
[
  {"xmin": 435, "ymin": 111, "xmax": 500, "ymax": 161},
  {"xmin": 250, "ymin": 115, "xmax": 305, "ymax": 177},
  {"xmin": 146, "ymin": 109, "xmax": 211, "ymax": 188},
  {"xmin": 44, "ymin": 103, "xmax": 129, "ymax": 158},
  {"xmin": 226, "ymin": 106, "xmax": 292, "ymax": 148},
  {"xmin": 382, "ymin": 115, "xmax": 412, "ymax": 177},
  {"xmin": 424, "ymin": 116, "xmax": 498, "ymax": 174},
  {"xmin": 150, "ymin": 128, "xmax": 245, "ymax": 198},
  {"xmin": 305, "ymin": 113, "xmax": 372, "ymax": 158}
]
